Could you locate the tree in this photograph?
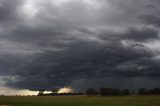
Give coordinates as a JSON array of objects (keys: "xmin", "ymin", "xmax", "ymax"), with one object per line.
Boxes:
[
  {"xmin": 38, "ymin": 89, "xmax": 45, "ymax": 96},
  {"xmin": 51, "ymin": 88, "xmax": 59, "ymax": 94},
  {"xmin": 100, "ymin": 88, "xmax": 132, "ymax": 96},
  {"xmin": 111, "ymin": 88, "xmax": 121, "ymax": 95},
  {"xmin": 122, "ymin": 89, "xmax": 131, "ymax": 95},
  {"xmin": 100, "ymin": 88, "xmax": 112, "ymax": 96},
  {"xmin": 139, "ymin": 88, "xmax": 147, "ymax": 95},
  {"xmin": 152, "ymin": 88, "xmax": 160, "ymax": 94},
  {"xmin": 86, "ymin": 88, "xmax": 98, "ymax": 96},
  {"xmin": 148, "ymin": 88, "xmax": 160, "ymax": 95}
]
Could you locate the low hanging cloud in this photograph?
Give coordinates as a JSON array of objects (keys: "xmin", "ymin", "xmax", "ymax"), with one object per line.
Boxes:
[{"xmin": 0, "ymin": 0, "xmax": 160, "ymax": 91}]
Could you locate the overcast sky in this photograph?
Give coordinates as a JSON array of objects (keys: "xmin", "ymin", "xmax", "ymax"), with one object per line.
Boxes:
[{"xmin": 0, "ymin": 0, "xmax": 160, "ymax": 95}]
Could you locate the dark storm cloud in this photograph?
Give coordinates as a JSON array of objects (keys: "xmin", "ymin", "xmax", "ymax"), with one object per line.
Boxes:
[
  {"xmin": 140, "ymin": 15, "xmax": 160, "ymax": 27},
  {"xmin": 5, "ymin": 37, "xmax": 158, "ymax": 90},
  {"xmin": 70, "ymin": 77, "xmax": 160, "ymax": 92},
  {"xmin": 99, "ymin": 27, "xmax": 158, "ymax": 42},
  {"xmin": 0, "ymin": 0, "xmax": 160, "ymax": 91},
  {"xmin": 0, "ymin": 0, "xmax": 23, "ymax": 22},
  {"xmin": 138, "ymin": 0, "xmax": 160, "ymax": 27}
]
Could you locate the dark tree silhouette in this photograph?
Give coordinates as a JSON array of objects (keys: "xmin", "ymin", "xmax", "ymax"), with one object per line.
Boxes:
[
  {"xmin": 51, "ymin": 88, "xmax": 59, "ymax": 94},
  {"xmin": 100, "ymin": 88, "xmax": 131, "ymax": 96},
  {"xmin": 86, "ymin": 88, "xmax": 98, "ymax": 96},
  {"xmin": 139, "ymin": 88, "xmax": 148, "ymax": 95},
  {"xmin": 139, "ymin": 88, "xmax": 160, "ymax": 95},
  {"xmin": 38, "ymin": 89, "xmax": 45, "ymax": 96},
  {"xmin": 122, "ymin": 89, "xmax": 131, "ymax": 95},
  {"xmin": 152, "ymin": 88, "xmax": 160, "ymax": 94}
]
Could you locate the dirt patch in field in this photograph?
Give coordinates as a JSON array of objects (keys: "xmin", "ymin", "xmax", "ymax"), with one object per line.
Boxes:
[{"xmin": 0, "ymin": 105, "xmax": 10, "ymax": 106}]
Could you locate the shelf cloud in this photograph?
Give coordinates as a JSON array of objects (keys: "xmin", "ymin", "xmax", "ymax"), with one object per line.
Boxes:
[{"xmin": 0, "ymin": 0, "xmax": 160, "ymax": 92}]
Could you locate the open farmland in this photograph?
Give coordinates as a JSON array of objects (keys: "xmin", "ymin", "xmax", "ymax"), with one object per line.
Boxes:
[{"xmin": 0, "ymin": 95, "xmax": 160, "ymax": 106}]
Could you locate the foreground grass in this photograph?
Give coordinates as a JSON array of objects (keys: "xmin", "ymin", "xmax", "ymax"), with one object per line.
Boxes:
[{"xmin": 0, "ymin": 95, "xmax": 160, "ymax": 106}]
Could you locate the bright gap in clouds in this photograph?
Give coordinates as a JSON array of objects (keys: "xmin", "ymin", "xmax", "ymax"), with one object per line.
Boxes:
[
  {"xmin": 21, "ymin": 0, "xmax": 110, "ymax": 19},
  {"xmin": 52, "ymin": 0, "xmax": 72, "ymax": 6},
  {"xmin": 0, "ymin": 87, "xmax": 73, "ymax": 95},
  {"xmin": 22, "ymin": 0, "xmax": 38, "ymax": 18},
  {"xmin": 49, "ymin": 0, "xmax": 108, "ymax": 9},
  {"xmin": 58, "ymin": 87, "xmax": 73, "ymax": 93},
  {"xmin": 0, "ymin": 87, "xmax": 39, "ymax": 96},
  {"xmin": 52, "ymin": 0, "xmax": 95, "ymax": 5}
]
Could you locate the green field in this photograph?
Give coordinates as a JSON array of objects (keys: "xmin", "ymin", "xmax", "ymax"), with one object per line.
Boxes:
[{"xmin": 0, "ymin": 95, "xmax": 160, "ymax": 106}]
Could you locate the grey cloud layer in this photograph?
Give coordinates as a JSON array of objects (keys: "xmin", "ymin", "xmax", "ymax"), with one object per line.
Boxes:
[{"xmin": 0, "ymin": 0, "xmax": 160, "ymax": 90}]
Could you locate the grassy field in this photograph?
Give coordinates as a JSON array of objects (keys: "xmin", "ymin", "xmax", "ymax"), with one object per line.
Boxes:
[{"xmin": 0, "ymin": 95, "xmax": 160, "ymax": 106}]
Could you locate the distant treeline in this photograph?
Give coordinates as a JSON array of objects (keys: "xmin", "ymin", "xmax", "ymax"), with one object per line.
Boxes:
[
  {"xmin": 86, "ymin": 88, "xmax": 132, "ymax": 96},
  {"xmin": 138, "ymin": 88, "xmax": 160, "ymax": 95},
  {"xmin": 86, "ymin": 88, "xmax": 160, "ymax": 96},
  {"xmin": 37, "ymin": 88, "xmax": 160, "ymax": 96}
]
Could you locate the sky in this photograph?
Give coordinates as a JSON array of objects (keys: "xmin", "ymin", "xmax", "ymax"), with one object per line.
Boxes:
[{"xmin": 0, "ymin": 0, "xmax": 160, "ymax": 95}]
